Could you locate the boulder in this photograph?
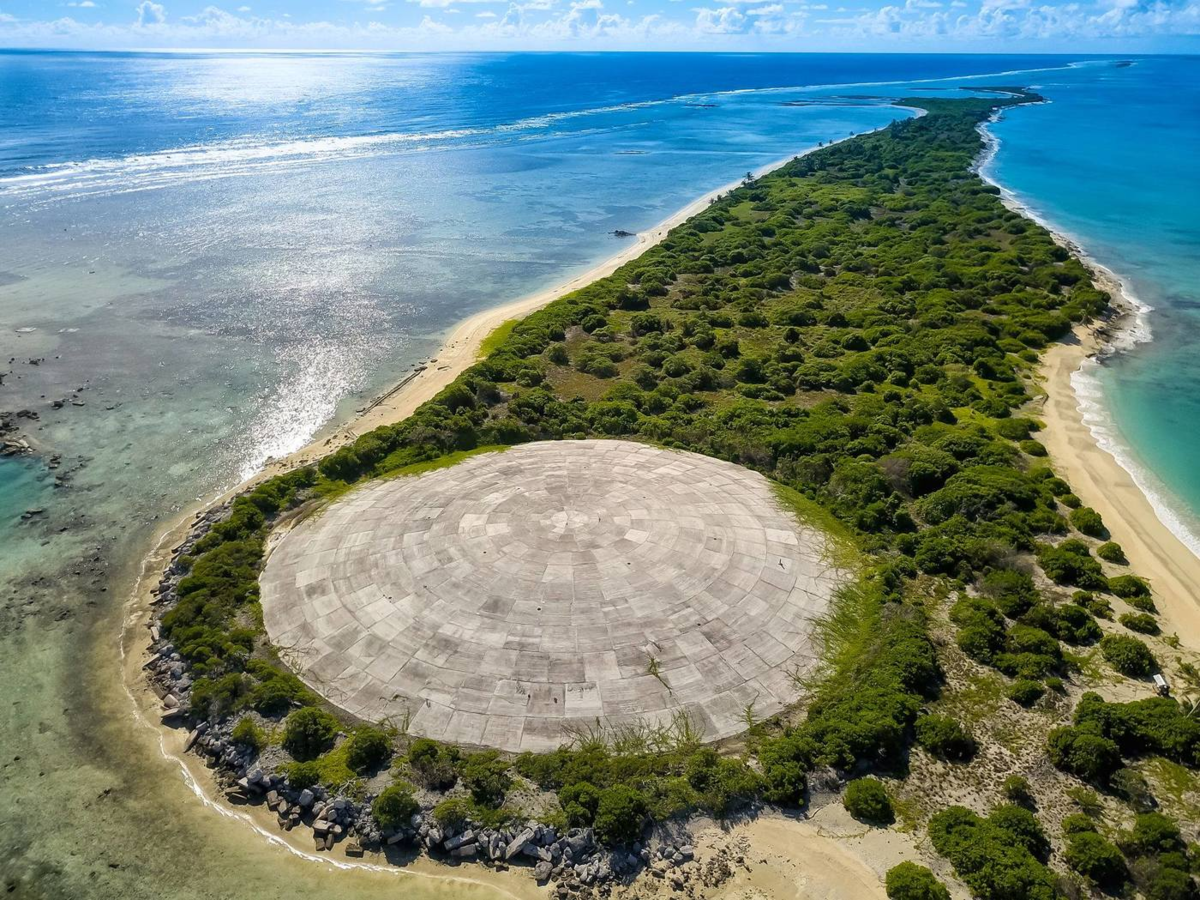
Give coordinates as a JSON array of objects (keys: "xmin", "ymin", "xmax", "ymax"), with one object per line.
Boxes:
[
  {"xmin": 450, "ymin": 843, "xmax": 478, "ymax": 859},
  {"xmin": 444, "ymin": 829, "xmax": 475, "ymax": 851},
  {"xmin": 297, "ymin": 789, "xmax": 315, "ymax": 808},
  {"xmin": 505, "ymin": 827, "xmax": 535, "ymax": 861},
  {"xmin": 534, "ymin": 860, "xmax": 553, "ymax": 883},
  {"xmin": 345, "ymin": 842, "xmax": 364, "ymax": 858}
]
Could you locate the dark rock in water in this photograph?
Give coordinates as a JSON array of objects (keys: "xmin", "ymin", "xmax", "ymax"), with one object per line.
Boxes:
[{"xmin": 609, "ymin": 229, "xmax": 635, "ymax": 238}]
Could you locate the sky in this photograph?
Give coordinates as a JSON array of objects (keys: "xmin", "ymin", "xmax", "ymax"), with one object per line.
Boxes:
[{"xmin": 0, "ymin": 0, "xmax": 1196, "ymax": 51}]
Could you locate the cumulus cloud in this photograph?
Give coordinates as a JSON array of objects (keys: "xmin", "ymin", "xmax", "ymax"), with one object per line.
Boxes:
[{"xmin": 135, "ymin": 1, "xmax": 166, "ymax": 26}]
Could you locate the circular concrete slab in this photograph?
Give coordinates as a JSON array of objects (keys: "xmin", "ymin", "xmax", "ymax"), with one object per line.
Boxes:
[{"xmin": 261, "ymin": 440, "xmax": 845, "ymax": 752}]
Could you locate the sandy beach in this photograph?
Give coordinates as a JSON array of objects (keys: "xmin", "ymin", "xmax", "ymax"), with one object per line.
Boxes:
[
  {"xmin": 978, "ymin": 113, "xmax": 1200, "ymax": 650},
  {"xmin": 1038, "ymin": 314, "xmax": 1200, "ymax": 651}
]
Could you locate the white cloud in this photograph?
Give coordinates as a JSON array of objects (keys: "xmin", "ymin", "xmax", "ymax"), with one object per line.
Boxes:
[
  {"xmin": 694, "ymin": 4, "xmax": 746, "ymax": 30},
  {"xmin": 68, "ymin": 1, "xmax": 98, "ymax": 8},
  {"xmin": 135, "ymin": 1, "xmax": 166, "ymax": 26}
]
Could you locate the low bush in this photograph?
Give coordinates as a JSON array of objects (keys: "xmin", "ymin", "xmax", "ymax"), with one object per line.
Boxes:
[
  {"xmin": 231, "ymin": 716, "xmax": 265, "ymax": 753},
  {"xmin": 345, "ymin": 725, "xmax": 393, "ymax": 773},
  {"xmin": 843, "ymin": 778, "xmax": 894, "ymax": 825},
  {"xmin": 1007, "ymin": 679, "xmax": 1046, "ymax": 707},
  {"xmin": 282, "ymin": 708, "xmax": 340, "ymax": 761},
  {"xmin": 408, "ymin": 738, "xmax": 459, "ymax": 790},
  {"xmin": 1073, "ymin": 692, "xmax": 1200, "ymax": 767},
  {"xmin": 1047, "ymin": 725, "xmax": 1122, "ymax": 784},
  {"xmin": 284, "ymin": 760, "xmax": 321, "ymax": 790},
  {"xmin": 1120, "ymin": 612, "xmax": 1160, "ymax": 635},
  {"xmin": 988, "ymin": 804, "xmax": 1050, "ymax": 860},
  {"xmin": 432, "ymin": 797, "xmax": 472, "ymax": 830},
  {"xmin": 593, "ymin": 785, "xmax": 648, "ymax": 846},
  {"xmin": 885, "ymin": 861, "xmax": 950, "ymax": 900},
  {"xmin": 928, "ymin": 806, "xmax": 1058, "ymax": 900},
  {"xmin": 915, "ymin": 714, "xmax": 975, "ymax": 761},
  {"xmin": 1108, "ymin": 574, "xmax": 1152, "ymax": 600},
  {"xmin": 373, "ymin": 782, "xmax": 419, "ymax": 831},
  {"xmin": 1065, "ymin": 831, "xmax": 1128, "ymax": 887},
  {"xmin": 1002, "ymin": 774, "xmax": 1034, "ymax": 808},
  {"xmin": 559, "ymin": 782, "xmax": 602, "ymax": 828},
  {"xmin": 1100, "ymin": 634, "xmax": 1156, "ymax": 677},
  {"xmin": 1097, "ymin": 541, "xmax": 1126, "ymax": 563},
  {"xmin": 1069, "ymin": 506, "xmax": 1106, "ymax": 537},
  {"xmin": 459, "ymin": 750, "xmax": 512, "ymax": 807}
]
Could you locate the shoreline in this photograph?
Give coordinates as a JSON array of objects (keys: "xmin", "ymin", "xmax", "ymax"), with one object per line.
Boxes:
[
  {"xmin": 118, "ymin": 115, "xmax": 919, "ymax": 892},
  {"xmin": 977, "ymin": 114, "xmax": 1200, "ymax": 649}
]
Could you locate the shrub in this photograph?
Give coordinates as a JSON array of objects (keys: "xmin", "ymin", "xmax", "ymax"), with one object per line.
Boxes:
[
  {"xmin": 1037, "ymin": 540, "xmax": 1106, "ymax": 589},
  {"xmin": 1047, "ymin": 726, "xmax": 1122, "ymax": 784},
  {"xmin": 459, "ymin": 750, "xmax": 512, "ymax": 806},
  {"xmin": 231, "ymin": 716, "xmax": 265, "ymax": 753},
  {"xmin": 281, "ymin": 708, "xmax": 339, "ymax": 761},
  {"xmin": 1097, "ymin": 541, "xmax": 1126, "ymax": 563},
  {"xmin": 593, "ymin": 785, "xmax": 648, "ymax": 846},
  {"xmin": 1062, "ymin": 813, "xmax": 1097, "ymax": 835},
  {"xmin": 1100, "ymin": 634, "xmax": 1156, "ymax": 677},
  {"xmin": 372, "ymin": 783, "xmax": 419, "ymax": 831},
  {"xmin": 843, "ymin": 778, "xmax": 894, "ymax": 825},
  {"xmin": 1120, "ymin": 612, "xmax": 1160, "ymax": 635},
  {"xmin": 885, "ymin": 862, "xmax": 950, "ymax": 900},
  {"xmin": 915, "ymin": 714, "xmax": 975, "ymax": 761},
  {"xmin": 1108, "ymin": 574, "xmax": 1152, "ymax": 600},
  {"xmin": 1072, "ymin": 693, "xmax": 1200, "ymax": 767},
  {"xmin": 432, "ymin": 797, "xmax": 472, "ymax": 830},
  {"xmin": 928, "ymin": 806, "xmax": 1058, "ymax": 900},
  {"xmin": 285, "ymin": 760, "xmax": 321, "ymax": 790},
  {"xmin": 408, "ymin": 738, "xmax": 459, "ymax": 790},
  {"xmin": 345, "ymin": 726, "xmax": 392, "ymax": 773},
  {"xmin": 559, "ymin": 782, "xmax": 602, "ymax": 828},
  {"xmin": 988, "ymin": 804, "xmax": 1050, "ymax": 860},
  {"xmin": 1002, "ymin": 775, "xmax": 1034, "ymax": 808},
  {"xmin": 1007, "ymin": 679, "xmax": 1046, "ymax": 707},
  {"xmin": 1065, "ymin": 831, "xmax": 1128, "ymax": 886},
  {"xmin": 1124, "ymin": 812, "xmax": 1185, "ymax": 857},
  {"xmin": 1069, "ymin": 506, "xmax": 1106, "ymax": 537}
]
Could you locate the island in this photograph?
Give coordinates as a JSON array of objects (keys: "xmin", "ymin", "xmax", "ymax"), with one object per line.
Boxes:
[{"xmin": 140, "ymin": 88, "xmax": 1200, "ymax": 900}]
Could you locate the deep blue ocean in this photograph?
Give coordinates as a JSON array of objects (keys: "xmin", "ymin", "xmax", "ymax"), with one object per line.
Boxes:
[{"xmin": 0, "ymin": 51, "xmax": 1196, "ymax": 899}]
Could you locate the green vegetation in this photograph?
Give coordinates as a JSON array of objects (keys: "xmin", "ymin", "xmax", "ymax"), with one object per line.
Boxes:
[
  {"xmin": 1097, "ymin": 540, "xmax": 1126, "ymax": 563},
  {"xmin": 1002, "ymin": 774, "xmax": 1034, "ymax": 808},
  {"xmin": 344, "ymin": 725, "xmax": 393, "ymax": 774},
  {"xmin": 372, "ymin": 782, "xmax": 419, "ymax": 831},
  {"xmin": 928, "ymin": 805, "xmax": 1056, "ymax": 899},
  {"xmin": 281, "ymin": 707, "xmax": 340, "ymax": 762},
  {"xmin": 593, "ymin": 784, "xmax": 649, "ymax": 845},
  {"xmin": 1121, "ymin": 611, "xmax": 1161, "ymax": 635},
  {"xmin": 478, "ymin": 319, "xmax": 518, "ymax": 359},
  {"xmin": 843, "ymin": 777, "xmax": 894, "ymax": 825},
  {"xmin": 231, "ymin": 716, "xmax": 266, "ymax": 753},
  {"xmin": 154, "ymin": 88, "xmax": 1200, "ymax": 875},
  {"xmin": 1069, "ymin": 506, "xmax": 1106, "ymax": 538},
  {"xmin": 1100, "ymin": 633, "xmax": 1157, "ymax": 677},
  {"xmin": 1065, "ymin": 829, "xmax": 1128, "ymax": 887},
  {"xmin": 914, "ymin": 714, "xmax": 976, "ymax": 762},
  {"xmin": 885, "ymin": 862, "xmax": 951, "ymax": 900}
]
